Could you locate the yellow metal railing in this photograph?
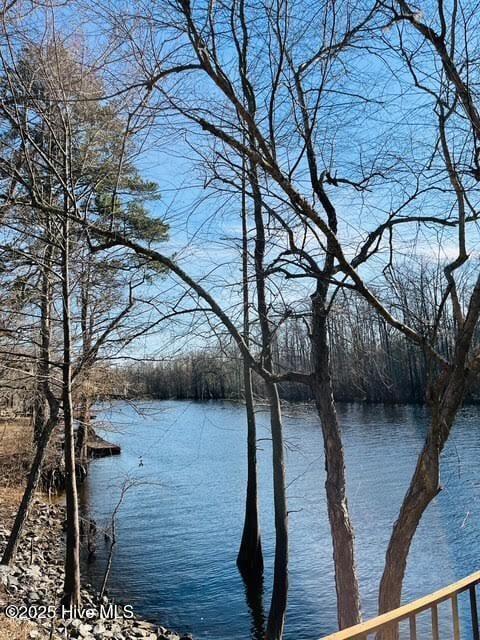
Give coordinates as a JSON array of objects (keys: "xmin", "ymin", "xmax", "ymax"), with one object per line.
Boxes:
[{"xmin": 320, "ymin": 571, "xmax": 480, "ymax": 640}]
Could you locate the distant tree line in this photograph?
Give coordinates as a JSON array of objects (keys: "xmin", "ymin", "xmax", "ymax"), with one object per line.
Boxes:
[{"xmin": 120, "ymin": 282, "xmax": 479, "ymax": 405}]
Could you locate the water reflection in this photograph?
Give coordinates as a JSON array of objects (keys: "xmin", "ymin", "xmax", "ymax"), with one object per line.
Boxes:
[{"xmin": 243, "ymin": 572, "xmax": 266, "ymax": 640}]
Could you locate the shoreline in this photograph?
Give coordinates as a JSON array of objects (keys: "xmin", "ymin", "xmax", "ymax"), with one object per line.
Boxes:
[
  {"xmin": 0, "ymin": 497, "xmax": 190, "ymax": 640},
  {"xmin": 0, "ymin": 417, "xmax": 191, "ymax": 639}
]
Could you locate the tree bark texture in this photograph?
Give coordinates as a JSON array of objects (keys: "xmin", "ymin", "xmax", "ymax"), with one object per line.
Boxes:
[{"xmin": 311, "ymin": 289, "xmax": 362, "ymax": 629}]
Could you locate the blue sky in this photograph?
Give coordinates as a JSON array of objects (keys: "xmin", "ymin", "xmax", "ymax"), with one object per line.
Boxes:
[{"xmin": 9, "ymin": 0, "xmax": 480, "ymax": 360}]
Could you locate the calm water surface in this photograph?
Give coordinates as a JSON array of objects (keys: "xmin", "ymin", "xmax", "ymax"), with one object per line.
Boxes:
[{"xmin": 81, "ymin": 401, "xmax": 480, "ymax": 639}]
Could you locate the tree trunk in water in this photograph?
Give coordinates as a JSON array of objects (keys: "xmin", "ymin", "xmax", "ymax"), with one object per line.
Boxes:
[
  {"xmin": 61, "ymin": 211, "xmax": 81, "ymax": 608},
  {"xmin": 265, "ymin": 382, "xmax": 288, "ymax": 640},
  {"xmin": 237, "ymin": 362, "xmax": 263, "ymax": 580},
  {"xmin": 243, "ymin": 127, "xmax": 286, "ymax": 635},
  {"xmin": 237, "ymin": 149, "xmax": 263, "ymax": 581},
  {"xmin": 377, "ymin": 373, "xmax": 466, "ymax": 640},
  {"xmin": 1, "ymin": 412, "xmax": 59, "ymax": 565},
  {"xmin": 311, "ymin": 291, "xmax": 362, "ymax": 629}
]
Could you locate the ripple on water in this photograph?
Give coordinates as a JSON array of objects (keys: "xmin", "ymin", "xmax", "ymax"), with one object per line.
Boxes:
[{"xmin": 81, "ymin": 401, "xmax": 480, "ymax": 639}]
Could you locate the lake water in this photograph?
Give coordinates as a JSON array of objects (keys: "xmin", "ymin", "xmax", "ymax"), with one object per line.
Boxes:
[{"xmin": 80, "ymin": 401, "xmax": 480, "ymax": 639}]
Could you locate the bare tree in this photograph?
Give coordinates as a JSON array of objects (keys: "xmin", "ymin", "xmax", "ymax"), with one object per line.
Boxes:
[
  {"xmin": 237, "ymin": 157, "xmax": 263, "ymax": 582},
  {"xmin": 96, "ymin": 0, "xmax": 480, "ymax": 633},
  {"xmin": 367, "ymin": 2, "xmax": 480, "ymax": 632},
  {"xmin": 0, "ymin": 23, "xmax": 168, "ymax": 609},
  {"xmin": 3, "ymin": 2, "xmax": 480, "ymax": 639}
]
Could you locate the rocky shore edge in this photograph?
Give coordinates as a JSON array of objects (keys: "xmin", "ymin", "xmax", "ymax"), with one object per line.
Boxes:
[{"xmin": 0, "ymin": 500, "xmax": 190, "ymax": 640}]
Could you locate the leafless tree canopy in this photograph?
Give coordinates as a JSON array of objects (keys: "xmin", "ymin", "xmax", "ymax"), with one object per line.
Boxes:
[{"xmin": 0, "ymin": 0, "xmax": 480, "ymax": 638}]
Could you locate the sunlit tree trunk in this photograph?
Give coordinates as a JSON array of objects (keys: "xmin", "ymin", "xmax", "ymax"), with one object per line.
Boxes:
[
  {"xmin": 377, "ymin": 367, "xmax": 468, "ymax": 640},
  {"xmin": 311, "ymin": 286, "xmax": 362, "ymax": 629}
]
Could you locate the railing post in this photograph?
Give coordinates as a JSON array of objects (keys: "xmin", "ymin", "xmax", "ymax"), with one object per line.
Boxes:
[
  {"xmin": 470, "ymin": 584, "xmax": 480, "ymax": 640},
  {"xmin": 409, "ymin": 615, "xmax": 417, "ymax": 640},
  {"xmin": 451, "ymin": 593, "xmax": 460, "ymax": 640},
  {"xmin": 431, "ymin": 603, "xmax": 439, "ymax": 640},
  {"xmin": 319, "ymin": 572, "xmax": 480, "ymax": 640}
]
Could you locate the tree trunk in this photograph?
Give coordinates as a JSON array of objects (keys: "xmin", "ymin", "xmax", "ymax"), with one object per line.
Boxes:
[
  {"xmin": 1, "ymin": 412, "xmax": 59, "ymax": 565},
  {"xmin": 377, "ymin": 371, "xmax": 466, "ymax": 640},
  {"xmin": 311, "ymin": 289, "xmax": 362, "ymax": 629},
  {"xmin": 2, "ymin": 227, "xmax": 57, "ymax": 565},
  {"xmin": 100, "ymin": 516, "xmax": 116, "ymax": 600},
  {"xmin": 76, "ymin": 258, "xmax": 93, "ymax": 466},
  {"xmin": 75, "ymin": 394, "xmax": 91, "ymax": 464},
  {"xmin": 265, "ymin": 382, "xmax": 288, "ymax": 640},
  {"xmin": 237, "ymin": 360, "xmax": 263, "ymax": 578},
  {"xmin": 61, "ymin": 211, "xmax": 81, "ymax": 608},
  {"xmin": 34, "ymin": 237, "xmax": 54, "ymax": 443},
  {"xmin": 237, "ymin": 152, "xmax": 263, "ymax": 581},
  {"xmin": 32, "ymin": 388, "xmax": 49, "ymax": 443},
  {"xmin": 249, "ymin": 167, "xmax": 287, "ymax": 637}
]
